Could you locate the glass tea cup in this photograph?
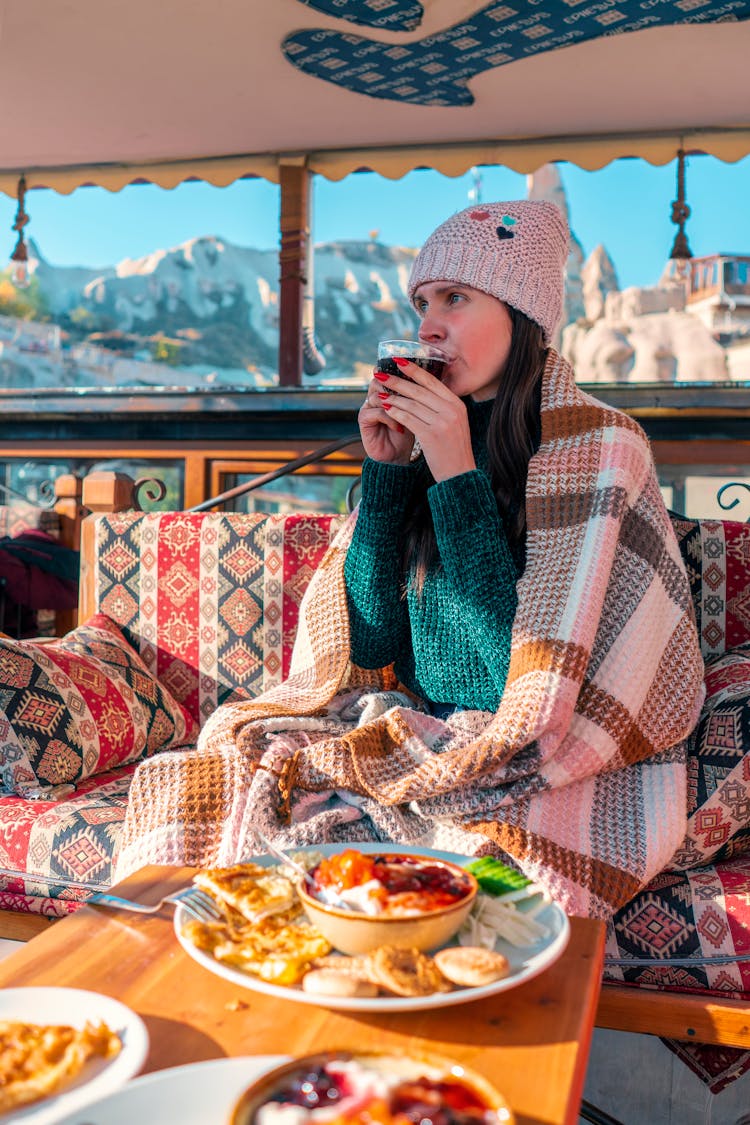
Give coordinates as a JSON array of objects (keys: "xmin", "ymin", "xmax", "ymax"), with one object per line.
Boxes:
[{"xmin": 376, "ymin": 340, "xmax": 449, "ymax": 381}]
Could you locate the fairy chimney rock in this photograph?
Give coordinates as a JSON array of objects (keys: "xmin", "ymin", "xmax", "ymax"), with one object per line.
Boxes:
[
  {"xmin": 582, "ymin": 244, "xmax": 619, "ymax": 322},
  {"xmin": 527, "ymin": 164, "xmax": 570, "ymax": 225}
]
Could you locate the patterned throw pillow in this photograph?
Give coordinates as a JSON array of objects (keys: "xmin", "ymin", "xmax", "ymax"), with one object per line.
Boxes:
[
  {"xmin": 669, "ymin": 514, "xmax": 750, "ymax": 660},
  {"xmin": 669, "ymin": 642, "xmax": 750, "ymax": 870},
  {"xmin": 0, "ymin": 613, "xmax": 198, "ymax": 796}
]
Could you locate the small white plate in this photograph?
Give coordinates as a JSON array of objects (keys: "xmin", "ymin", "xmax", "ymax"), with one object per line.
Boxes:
[
  {"xmin": 0, "ymin": 987, "xmax": 149, "ymax": 1125},
  {"xmin": 54, "ymin": 1055, "xmax": 289, "ymax": 1125},
  {"xmin": 175, "ymin": 843, "xmax": 570, "ymax": 1013}
]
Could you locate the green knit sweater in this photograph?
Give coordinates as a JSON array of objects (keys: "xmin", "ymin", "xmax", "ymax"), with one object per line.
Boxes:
[{"xmin": 344, "ymin": 398, "xmax": 521, "ymax": 712}]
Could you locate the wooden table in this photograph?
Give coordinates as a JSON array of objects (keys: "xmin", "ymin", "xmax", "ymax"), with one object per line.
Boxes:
[{"xmin": 0, "ymin": 866, "xmax": 605, "ymax": 1125}]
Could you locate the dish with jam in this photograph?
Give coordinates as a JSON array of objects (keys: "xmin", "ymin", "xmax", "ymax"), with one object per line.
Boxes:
[
  {"xmin": 230, "ymin": 1050, "xmax": 515, "ymax": 1125},
  {"xmin": 297, "ymin": 851, "xmax": 478, "ymax": 956},
  {"xmin": 175, "ymin": 844, "xmax": 569, "ymax": 1012},
  {"xmin": 311, "ymin": 850, "xmax": 475, "ymax": 914}
]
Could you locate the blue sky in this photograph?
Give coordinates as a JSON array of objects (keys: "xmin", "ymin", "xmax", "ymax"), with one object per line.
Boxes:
[{"xmin": 1, "ymin": 154, "xmax": 748, "ymax": 290}]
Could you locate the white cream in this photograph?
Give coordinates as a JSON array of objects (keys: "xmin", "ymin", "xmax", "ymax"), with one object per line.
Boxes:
[
  {"xmin": 257, "ymin": 1105, "xmax": 311, "ymax": 1125},
  {"xmin": 255, "ymin": 1058, "xmax": 401, "ymax": 1125},
  {"xmin": 317, "ymin": 879, "xmax": 383, "ymax": 915},
  {"xmin": 315, "ymin": 881, "xmax": 427, "ymax": 918}
]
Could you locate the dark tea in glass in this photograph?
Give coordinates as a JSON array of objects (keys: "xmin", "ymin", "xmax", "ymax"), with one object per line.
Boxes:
[{"xmin": 377, "ymin": 340, "xmax": 448, "ymax": 381}]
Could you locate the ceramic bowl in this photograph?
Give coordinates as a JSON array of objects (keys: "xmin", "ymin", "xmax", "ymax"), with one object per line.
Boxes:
[
  {"xmin": 296, "ymin": 852, "xmax": 477, "ymax": 956},
  {"xmin": 230, "ymin": 1049, "xmax": 515, "ymax": 1125}
]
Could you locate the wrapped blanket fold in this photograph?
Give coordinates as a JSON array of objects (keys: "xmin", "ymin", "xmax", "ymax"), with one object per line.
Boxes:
[{"xmin": 116, "ymin": 351, "xmax": 705, "ymax": 918}]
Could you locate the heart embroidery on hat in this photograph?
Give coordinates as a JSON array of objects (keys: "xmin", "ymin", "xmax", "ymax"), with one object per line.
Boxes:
[
  {"xmin": 496, "ymin": 225, "xmax": 514, "ymax": 241},
  {"xmin": 470, "ymin": 209, "xmax": 490, "ymax": 220}
]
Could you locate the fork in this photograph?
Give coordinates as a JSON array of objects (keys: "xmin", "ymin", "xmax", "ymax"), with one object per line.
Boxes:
[
  {"xmin": 251, "ymin": 828, "xmax": 316, "ymax": 890},
  {"xmin": 87, "ymin": 885, "xmax": 222, "ymax": 923},
  {"xmin": 250, "ymin": 829, "xmax": 357, "ymax": 909}
]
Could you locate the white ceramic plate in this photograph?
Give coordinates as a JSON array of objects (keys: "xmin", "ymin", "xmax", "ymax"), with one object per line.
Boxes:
[
  {"xmin": 53, "ymin": 1055, "xmax": 289, "ymax": 1125},
  {"xmin": 0, "ymin": 987, "xmax": 149, "ymax": 1125},
  {"xmin": 175, "ymin": 843, "xmax": 570, "ymax": 1013}
]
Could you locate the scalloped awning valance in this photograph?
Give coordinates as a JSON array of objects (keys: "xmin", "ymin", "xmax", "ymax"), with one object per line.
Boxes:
[{"xmin": 1, "ymin": 0, "xmax": 748, "ymax": 196}]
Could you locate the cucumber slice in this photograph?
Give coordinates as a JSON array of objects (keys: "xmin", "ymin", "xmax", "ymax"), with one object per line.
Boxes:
[{"xmin": 465, "ymin": 856, "xmax": 532, "ymax": 897}]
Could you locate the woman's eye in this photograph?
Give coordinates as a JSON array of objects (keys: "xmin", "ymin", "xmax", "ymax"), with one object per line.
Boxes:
[{"xmin": 448, "ymin": 292, "xmax": 464, "ymax": 305}]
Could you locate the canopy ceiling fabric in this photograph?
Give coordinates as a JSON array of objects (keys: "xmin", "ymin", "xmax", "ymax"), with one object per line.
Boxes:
[{"xmin": 3, "ymin": 0, "xmax": 750, "ymax": 196}]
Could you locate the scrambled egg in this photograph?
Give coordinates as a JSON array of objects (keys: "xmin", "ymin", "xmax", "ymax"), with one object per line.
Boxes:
[{"xmin": 186, "ymin": 862, "xmax": 331, "ymax": 986}]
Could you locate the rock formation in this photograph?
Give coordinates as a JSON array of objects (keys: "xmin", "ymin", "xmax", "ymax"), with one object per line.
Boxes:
[
  {"xmin": 530, "ymin": 163, "xmax": 742, "ymax": 382},
  {"xmin": 581, "ymin": 245, "xmax": 619, "ymax": 323},
  {"xmin": 527, "ymin": 165, "xmax": 584, "ymax": 338},
  {"xmin": 1, "ymin": 169, "xmax": 747, "ymax": 386},
  {"xmin": 563, "ymin": 308, "xmax": 728, "ymax": 383}
]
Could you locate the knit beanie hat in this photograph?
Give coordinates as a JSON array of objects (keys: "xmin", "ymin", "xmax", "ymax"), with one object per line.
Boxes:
[{"xmin": 408, "ymin": 200, "xmax": 569, "ymax": 345}]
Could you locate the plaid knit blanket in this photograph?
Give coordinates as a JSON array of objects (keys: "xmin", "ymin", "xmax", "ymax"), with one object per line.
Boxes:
[{"xmin": 117, "ymin": 350, "xmax": 705, "ymax": 918}]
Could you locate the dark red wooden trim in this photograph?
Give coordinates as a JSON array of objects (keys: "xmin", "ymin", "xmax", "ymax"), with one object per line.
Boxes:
[{"xmin": 278, "ymin": 162, "xmax": 309, "ymax": 387}]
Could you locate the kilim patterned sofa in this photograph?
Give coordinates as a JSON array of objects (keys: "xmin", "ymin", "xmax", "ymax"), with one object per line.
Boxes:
[
  {"xmin": 0, "ymin": 473, "xmax": 346, "ymax": 940},
  {"xmin": 597, "ymin": 516, "xmax": 750, "ymax": 1090},
  {"xmin": 2, "ymin": 472, "xmax": 750, "ymax": 1074}
]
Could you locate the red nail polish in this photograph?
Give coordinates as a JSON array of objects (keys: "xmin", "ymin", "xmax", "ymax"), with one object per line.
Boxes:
[
  {"xmin": 382, "ymin": 402, "xmax": 392, "ymax": 410},
  {"xmin": 373, "ymin": 371, "xmax": 389, "ymax": 383},
  {"xmin": 393, "ymin": 357, "xmax": 409, "ymax": 368},
  {"xmin": 397, "ymin": 424, "xmax": 405, "ymax": 434},
  {"xmin": 377, "ymin": 391, "xmax": 390, "ymax": 399}
]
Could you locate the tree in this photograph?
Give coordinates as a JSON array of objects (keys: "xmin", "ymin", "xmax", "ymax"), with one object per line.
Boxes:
[
  {"xmin": 0, "ymin": 275, "xmax": 50, "ymax": 321},
  {"xmin": 151, "ymin": 337, "xmax": 183, "ymax": 365}
]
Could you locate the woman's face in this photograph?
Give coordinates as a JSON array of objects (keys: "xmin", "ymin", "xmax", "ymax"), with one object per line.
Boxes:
[{"xmin": 413, "ymin": 282, "xmax": 512, "ymax": 401}]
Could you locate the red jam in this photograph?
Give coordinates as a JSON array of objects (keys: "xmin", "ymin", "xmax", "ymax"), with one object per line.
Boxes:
[
  {"xmin": 310, "ymin": 851, "xmax": 474, "ymax": 916},
  {"xmin": 263, "ymin": 1061, "xmax": 496, "ymax": 1125}
]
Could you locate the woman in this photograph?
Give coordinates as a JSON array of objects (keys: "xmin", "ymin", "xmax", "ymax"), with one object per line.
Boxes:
[
  {"xmin": 118, "ymin": 201, "xmax": 705, "ymax": 919},
  {"xmin": 345, "ymin": 202, "xmax": 558, "ymax": 718}
]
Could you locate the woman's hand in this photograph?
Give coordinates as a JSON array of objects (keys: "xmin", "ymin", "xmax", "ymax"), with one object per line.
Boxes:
[
  {"xmin": 373, "ymin": 360, "xmax": 476, "ymax": 482},
  {"xmin": 358, "ymin": 372, "xmax": 415, "ymax": 464}
]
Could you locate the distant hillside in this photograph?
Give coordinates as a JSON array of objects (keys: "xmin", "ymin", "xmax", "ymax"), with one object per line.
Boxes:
[
  {"xmin": 2, "ymin": 180, "xmax": 747, "ymax": 389},
  {"xmin": 4, "ymin": 235, "xmax": 420, "ymax": 387}
]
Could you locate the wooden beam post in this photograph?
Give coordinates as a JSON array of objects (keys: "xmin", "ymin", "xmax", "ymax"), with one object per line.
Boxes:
[
  {"xmin": 278, "ymin": 160, "xmax": 310, "ymax": 387},
  {"xmin": 53, "ymin": 473, "xmax": 84, "ymax": 553}
]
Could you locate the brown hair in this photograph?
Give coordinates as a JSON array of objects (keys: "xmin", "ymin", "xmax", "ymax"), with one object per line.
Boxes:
[{"xmin": 401, "ymin": 306, "xmax": 547, "ymax": 593}]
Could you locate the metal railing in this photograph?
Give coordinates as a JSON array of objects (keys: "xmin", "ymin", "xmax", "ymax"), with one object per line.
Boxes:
[
  {"xmin": 127, "ymin": 450, "xmax": 750, "ymax": 522},
  {"xmin": 0, "ymin": 477, "xmax": 56, "ymax": 508},
  {"xmin": 187, "ymin": 433, "xmax": 362, "ymax": 514},
  {"xmin": 717, "ymin": 481, "xmax": 750, "ymax": 519}
]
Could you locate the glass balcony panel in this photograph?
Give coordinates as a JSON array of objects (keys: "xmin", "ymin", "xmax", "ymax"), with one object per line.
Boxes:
[
  {"xmin": 1, "ymin": 458, "xmax": 184, "ymax": 510},
  {"xmin": 222, "ymin": 471, "xmax": 358, "ymax": 515},
  {"xmin": 657, "ymin": 471, "xmax": 750, "ymax": 522}
]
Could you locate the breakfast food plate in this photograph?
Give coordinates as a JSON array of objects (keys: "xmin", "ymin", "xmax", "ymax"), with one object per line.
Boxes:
[
  {"xmin": 53, "ymin": 1055, "xmax": 288, "ymax": 1125},
  {"xmin": 174, "ymin": 843, "xmax": 570, "ymax": 1012},
  {"xmin": 231, "ymin": 1049, "xmax": 515, "ymax": 1125},
  {"xmin": 0, "ymin": 987, "xmax": 149, "ymax": 1125}
]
